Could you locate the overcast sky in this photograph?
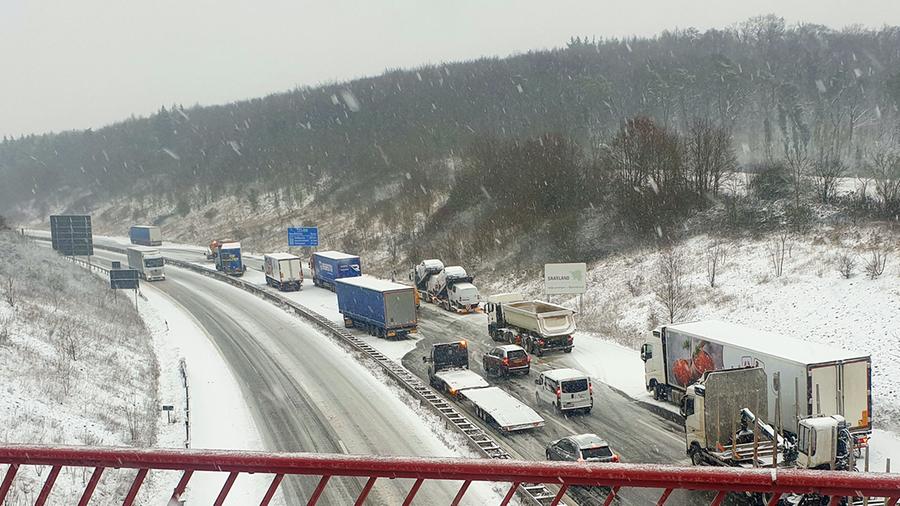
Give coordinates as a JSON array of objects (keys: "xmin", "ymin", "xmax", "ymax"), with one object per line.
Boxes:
[{"xmin": 1, "ymin": 0, "xmax": 897, "ymax": 138}]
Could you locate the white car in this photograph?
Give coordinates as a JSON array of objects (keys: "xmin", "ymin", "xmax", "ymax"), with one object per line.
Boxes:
[{"xmin": 534, "ymin": 368, "xmax": 593, "ymax": 414}]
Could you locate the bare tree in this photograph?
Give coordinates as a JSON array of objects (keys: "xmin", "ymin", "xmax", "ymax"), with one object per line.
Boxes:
[
  {"xmin": 706, "ymin": 237, "xmax": 728, "ymax": 287},
  {"xmin": 864, "ymin": 233, "xmax": 888, "ymax": 279},
  {"xmin": 812, "ymin": 156, "xmax": 846, "ymax": 204},
  {"xmin": 3, "ymin": 276, "xmax": 15, "ymax": 309},
  {"xmin": 869, "ymin": 150, "xmax": 900, "ymax": 212},
  {"xmin": 766, "ymin": 229, "xmax": 791, "ymax": 277},
  {"xmin": 835, "ymin": 251, "xmax": 856, "ymax": 279},
  {"xmin": 654, "ymin": 247, "xmax": 693, "ymax": 323},
  {"xmin": 686, "ymin": 118, "xmax": 737, "ymax": 197},
  {"xmin": 784, "ymin": 147, "xmax": 810, "ymax": 209}
]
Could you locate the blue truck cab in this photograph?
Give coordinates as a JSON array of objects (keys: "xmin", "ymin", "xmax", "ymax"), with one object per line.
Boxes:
[
  {"xmin": 335, "ymin": 276, "xmax": 417, "ymax": 339},
  {"xmin": 310, "ymin": 250, "xmax": 361, "ymax": 290},
  {"xmin": 215, "ymin": 241, "xmax": 246, "ymax": 276}
]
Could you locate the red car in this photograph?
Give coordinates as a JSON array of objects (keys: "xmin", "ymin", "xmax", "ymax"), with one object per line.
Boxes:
[{"xmin": 482, "ymin": 344, "xmax": 530, "ymax": 377}]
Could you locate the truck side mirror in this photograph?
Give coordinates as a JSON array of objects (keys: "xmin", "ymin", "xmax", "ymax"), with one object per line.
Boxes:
[
  {"xmin": 640, "ymin": 344, "xmax": 652, "ymax": 361},
  {"xmin": 484, "ymin": 303, "xmax": 493, "ymax": 313},
  {"xmin": 422, "ymin": 356, "xmax": 428, "ymax": 363},
  {"xmin": 534, "ymin": 378, "xmax": 541, "ymax": 385}
]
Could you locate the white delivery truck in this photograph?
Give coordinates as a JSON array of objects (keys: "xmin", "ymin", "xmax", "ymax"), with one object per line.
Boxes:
[
  {"xmin": 484, "ymin": 293, "xmax": 576, "ymax": 356},
  {"xmin": 425, "ymin": 341, "xmax": 545, "ymax": 432},
  {"xmin": 126, "ymin": 246, "xmax": 165, "ymax": 281},
  {"xmin": 641, "ymin": 320, "xmax": 872, "ymax": 435},
  {"xmin": 263, "ymin": 253, "xmax": 303, "ymax": 291}
]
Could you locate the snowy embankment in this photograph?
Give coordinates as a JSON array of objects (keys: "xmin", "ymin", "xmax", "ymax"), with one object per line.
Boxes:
[{"xmin": 0, "ymin": 232, "xmax": 159, "ymax": 503}]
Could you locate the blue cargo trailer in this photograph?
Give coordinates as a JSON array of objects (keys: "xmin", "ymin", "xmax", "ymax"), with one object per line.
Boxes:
[
  {"xmin": 215, "ymin": 241, "xmax": 246, "ymax": 276},
  {"xmin": 129, "ymin": 225, "xmax": 162, "ymax": 246},
  {"xmin": 335, "ymin": 276, "xmax": 417, "ymax": 339},
  {"xmin": 310, "ymin": 250, "xmax": 361, "ymax": 291}
]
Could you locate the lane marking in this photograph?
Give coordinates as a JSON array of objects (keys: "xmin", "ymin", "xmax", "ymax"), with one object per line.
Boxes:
[{"xmin": 338, "ymin": 439, "xmax": 349, "ymax": 454}]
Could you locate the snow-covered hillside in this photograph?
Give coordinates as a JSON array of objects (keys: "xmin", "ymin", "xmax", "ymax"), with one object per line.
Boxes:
[
  {"xmin": 0, "ymin": 232, "xmax": 159, "ymax": 503},
  {"xmin": 481, "ymin": 226, "xmax": 900, "ymax": 429}
]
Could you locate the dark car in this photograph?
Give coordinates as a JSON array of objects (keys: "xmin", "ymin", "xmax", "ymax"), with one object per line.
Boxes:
[
  {"xmin": 482, "ymin": 344, "xmax": 530, "ymax": 377},
  {"xmin": 546, "ymin": 434, "xmax": 619, "ymax": 463}
]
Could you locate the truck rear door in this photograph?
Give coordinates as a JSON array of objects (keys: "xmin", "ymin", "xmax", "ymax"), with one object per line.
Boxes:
[
  {"xmin": 840, "ymin": 359, "xmax": 871, "ymax": 431},
  {"xmin": 809, "ymin": 364, "xmax": 839, "ymax": 419}
]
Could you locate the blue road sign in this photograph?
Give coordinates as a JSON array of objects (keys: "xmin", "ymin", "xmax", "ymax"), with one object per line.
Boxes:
[{"xmin": 288, "ymin": 227, "xmax": 319, "ymax": 247}]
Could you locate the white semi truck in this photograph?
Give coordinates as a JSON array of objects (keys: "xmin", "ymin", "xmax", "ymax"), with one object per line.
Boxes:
[
  {"xmin": 126, "ymin": 246, "xmax": 165, "ymax": 281},
  {"xmin": 484, "ymin": 293, "xmax": 576, "ymax": 356},
  {"xmin": 429, "ymin": 265, "xmax": 480, "ymax": 313},
  {"xmin": 641, "ymin": 320, "xmax": 872, "ymax": 436},
  {"xmin": 425, "ymin": 341, "xmax": 545, "ymax": 432}
]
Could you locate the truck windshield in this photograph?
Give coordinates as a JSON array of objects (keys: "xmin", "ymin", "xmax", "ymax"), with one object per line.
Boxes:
[
  {"xmin": 581, "ymin": 446, "xmax": 612, "ymax": 459},
  {"xmin": 144, "ymin": 258, "xmax": 164, "ymax": 268},
  {"xmin": 221, "ymin": 253, "xmax": 238, "ymax": 262},
  {"xmin": 562, "ymin": 379, "xmax": 588, "ymax": 393}
]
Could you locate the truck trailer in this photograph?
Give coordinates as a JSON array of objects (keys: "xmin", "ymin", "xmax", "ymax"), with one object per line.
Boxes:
[
  {"xmin": 263, "ymin": 253, "xmax": 303, "ymax": 291},
  {"xmin": 310, "ymin": 251, "xmax": 361, "ymax": 291},
  {"xmin": 425, "ymin": 341, "xmax": 545, "ymax": 432},
  {"xmin": 641, "ymin": 320, "xmax": 872, "ymax": 435},
  {"xmin": 129, "ymin": 225, "xmax": 162, "ymax": 246},
  {"xmin": 214, "ymin": 242, "xmax": 246, "ymax": 276},
  {"xmin": 484, "ymin": 293, "xmax": 576, "ymax": 356},
  {"xmin": 126, "ymin": 246, "xmax": 165, "ymax": 281},
  {"xmin": 335, "ymin": 276, "xmax": 416, "ymax": 339}
]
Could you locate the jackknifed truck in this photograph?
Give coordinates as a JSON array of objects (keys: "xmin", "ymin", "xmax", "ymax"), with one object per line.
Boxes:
[
  {"xmin": 129, "ymin": 225, "xmax": 162, "ymax": 246},
  {"xmin": 310, "ymin": 250, "xmax": 361, "ymax": 291},
  {"xmin": 484, "ymin": 293, "xmax": 576, "ymax": 356},
  {"xmin": 641, "ymin": 320, "xmax": 872, "ymax": 436},
  {"xmin": 335, "ymin": 276, "xmax": 416, "ymax": 339},
  {"xmin": 126, "ymin": 246, "xmax": 165, "ymax": 281},
  {"xmin": 263, "ymin": 253, "xmax": 303, "ymax": 291},
  {"xmin": 425, "ymin": 341, "xmax": 545, "ymax": 433}
]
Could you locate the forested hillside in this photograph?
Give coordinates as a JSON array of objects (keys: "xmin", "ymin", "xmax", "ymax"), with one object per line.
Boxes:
[{"xmin": 2, "ymin": 16, "xmax": 900, "ymax": 271}]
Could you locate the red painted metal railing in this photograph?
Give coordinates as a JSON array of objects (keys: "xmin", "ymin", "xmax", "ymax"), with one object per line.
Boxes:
[{"xmin": 1, "ymin": 445, "xmax": 898, "ymax": 506}]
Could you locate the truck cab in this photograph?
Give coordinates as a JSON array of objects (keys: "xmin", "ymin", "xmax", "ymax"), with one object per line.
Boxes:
[
  {"xmin": 215, "ymin": 242, "xmax": 246, "ymax": 276},
  {"xmin": 640, "ymin": 329, "xmax": 667, "ymax": 400}
]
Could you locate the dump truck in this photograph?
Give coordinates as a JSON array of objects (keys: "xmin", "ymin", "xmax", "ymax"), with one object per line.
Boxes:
[
  {"xmin": 310, "ymin": 251, "xmax": 361, "ymax": 291},
  {"xmin": 263, "ymin": 253, "xmax": 303, "ymax": 291},
  {"xmin": 335, "ymin": 276, "xmax": 416, "ymax": 339},
  {"xmin": 424, "ymin": 341, "xmax": 545, "ymax": 432},
  {"xmin": 214, "ymin": 241, "xmax": 246, "ymax": 276},
  {"xmin": 126, "ymin": 246, "xmax": 165, "ymax": 281},
  {"xmin": 129, "ymin": 225, "xmax": 162, "ymax": 246},
  {"xmin": 428, "ymin": 266, "xmax": 480, "ymax": 313},
  {"xmin": 484, "ymin": 293, "xmax": 576, "ymax": 356},
  {"xmin": 682, "ymin": 367, "xmax": 865, "ymax": 471},
  {"xmin": 641, "ymin": 320, "xmax": 872, "ymax": 435}
]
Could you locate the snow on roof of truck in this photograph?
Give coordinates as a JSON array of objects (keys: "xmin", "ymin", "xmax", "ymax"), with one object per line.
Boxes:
[
  {"xmin": 461, "ymin": 386, "xmax": 545, "ymax": 430},
  {"xmin": 336, "ymin": 275, "xmax": 411, "ymax": 292},
  {"xmin": 265, "ymin": 252, "xmax": 299, "ymax": 260},
  {"xmin": 127, "ymin": 245, "xmax": 159, "ymax": 253},
  {"xmin": 665, "ymin": 320, "xmax": 867, "ymax": 365},
  {"xmin": 442, "ymin": 266, "xmax": 468, "ymax": 277},
  {"xmin": 315, "ymin": 250, "xmax": 358, "ymax": 260},
  {"xmin": 220, "ymin": 242, "xmax": 241, "ymax": 249},
  {"xmin": 434, "ymin": 369, "xmax": 490, "ymax": 391}
]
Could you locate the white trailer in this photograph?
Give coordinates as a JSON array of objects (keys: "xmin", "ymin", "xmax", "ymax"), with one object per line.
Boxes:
[
  {"xmin": 263, "ymin": 253, "xmax": 303, "ymax": 291},
  {"xmin": 126, "ymin": 246, "xmax": 165, "ymax": 281},
  {"xmin": 485, "ymin": 294, "xmax": 576, "ymax": 355},
  {"xmin": 641, "ymin": 320, "xmax": 872, "ymax": 435},
  {"xmin": 426, "ymin": 341, "xmax": 545, "ymax": 432}
]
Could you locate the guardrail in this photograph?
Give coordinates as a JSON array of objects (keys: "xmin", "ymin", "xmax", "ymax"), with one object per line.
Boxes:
[{"xmin": 1, "ymin": 445, "xmax": 898, "ymax": 506}]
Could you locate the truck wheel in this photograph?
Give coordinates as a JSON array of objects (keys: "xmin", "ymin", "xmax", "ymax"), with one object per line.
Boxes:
[
  {"xmin": 536, "ymin": 348, "xmax": 544, "ymax": 357},
  {"xmin": 689, "ymin": 444, "xmax": 704, "ymax": 466},
  {"xmin": 564, "ymin": 347, "xmax": 573, "ymax": 353}
]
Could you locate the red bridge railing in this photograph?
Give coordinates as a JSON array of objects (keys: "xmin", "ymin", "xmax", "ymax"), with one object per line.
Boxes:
[{"xmin": 1, "ymin": 445, "xmax": 898, "ymax": 506}]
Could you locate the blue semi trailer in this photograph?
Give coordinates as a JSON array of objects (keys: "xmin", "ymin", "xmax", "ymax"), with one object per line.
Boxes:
[
  {"xmin": 215, "ymin": 241, "xmax": 246, "ymax": 276},
  {"xmin": 310, "ymin": 250, "xmax": 361, "ymax": 290},
  {"xmin": 129, "ymin": 225, "xmax": 162, "ymax": 246},
  {"xmin": 335, "ymin": 276, "xmax": 417, "ymax": 339}
]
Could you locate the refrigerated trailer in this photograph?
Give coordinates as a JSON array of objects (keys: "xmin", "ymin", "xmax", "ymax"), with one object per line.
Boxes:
[
  {"xmin": 641, "ymin": 320, "xmax": 872, "ymax": 435},
  {"xmin": 263, "ymin": 253, "xmax": 303, "ymax": 291}
]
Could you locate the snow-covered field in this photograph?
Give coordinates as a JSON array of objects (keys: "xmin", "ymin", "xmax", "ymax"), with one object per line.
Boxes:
[{"xmin": 0, "ymin": 232, "xmax": 160, "ymax": 504}]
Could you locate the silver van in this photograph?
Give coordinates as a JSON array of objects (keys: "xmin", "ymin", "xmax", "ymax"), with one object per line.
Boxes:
[{"xmin": 534, "ymin": 368, "xmax": 593, "ymax": 414}]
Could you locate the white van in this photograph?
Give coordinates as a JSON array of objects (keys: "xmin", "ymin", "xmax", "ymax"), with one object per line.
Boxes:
[{"xmin": 534, "ymin": 368, "xmax": 593, "ymax": 414}]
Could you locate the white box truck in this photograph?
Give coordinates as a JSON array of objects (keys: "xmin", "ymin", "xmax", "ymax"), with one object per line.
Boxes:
[
  {"xmin": 263, "ymin": 253, "xmax": 303, "ymax": 291},
  {"xmin": 126, "ymin": 246, "xmax": 165, "ymax": 281},
  {"xmin": 640, "ymin": 320, "xmax": 872, "ymax": 435}
]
